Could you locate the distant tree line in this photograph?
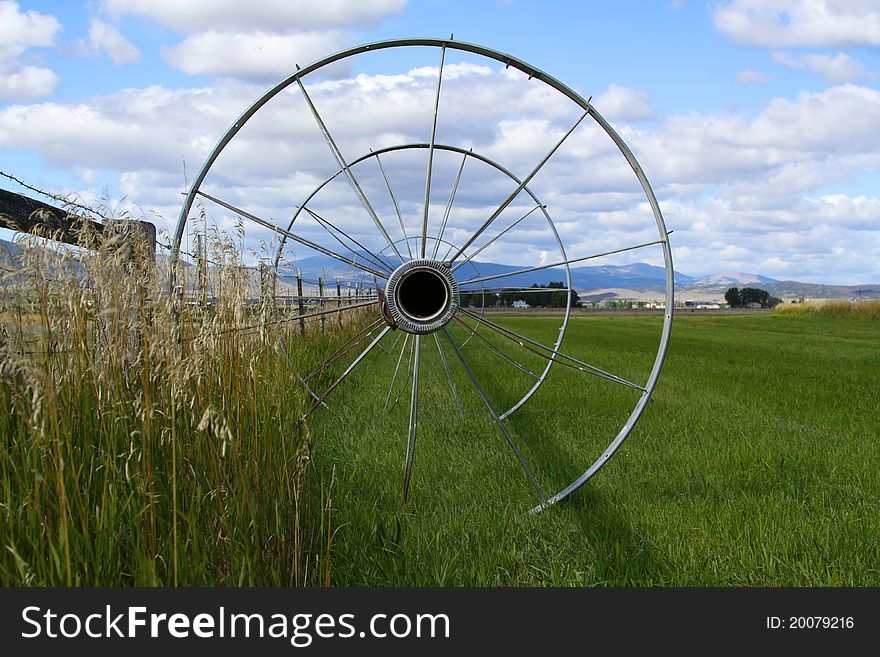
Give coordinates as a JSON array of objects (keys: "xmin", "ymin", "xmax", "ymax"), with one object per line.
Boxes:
[
  {"xmin": 461, "ymin": 281, "xmax": 579, "ymax": 308},
  {"xmin": 724, "ymin": 286, "xmax": 782, "ymax": 308}
]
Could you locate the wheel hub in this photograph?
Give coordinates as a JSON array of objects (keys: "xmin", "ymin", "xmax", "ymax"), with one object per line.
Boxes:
[{"xmin": 385, "ymin": 259, "xmax": 459, "ymax": 334}]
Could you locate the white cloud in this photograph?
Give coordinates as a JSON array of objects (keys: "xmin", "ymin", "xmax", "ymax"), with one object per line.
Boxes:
[
  {"xmin": 713, "ymin": 0, "xmax": 880, "ymax": 48},
  {"xmin": 0, "ymin": 1, "xmax": 60, "ymax": 101},
  {"xmin": 735, "ymin": 69, "xmax": 773, "ymax": 84},
  {"xmin": 747, "ymin": 84, "xmax": 880, "ymax": 154},
  {"xmin": 100, "ymin": 0, "xmax": 406, "ymax": 81},
  {"xmin": 162, "ymin": 30, "xmax": 350, "ymax": 80},
  {"xmin": 770, "ymin": 50, "xmax": 801, "ymax": 69},
  {"xmin": 0, "ymin": 84, "xmax": 228, "ymax": 176},
  {"xmin": 801, "ymin": 52, "xmax": 873, "ymax": 82},
  {"xmin": 601, "ymin": 82, "xmax": 880, "ymax": 280},
  {"xmin": 102, "ymin": 0, "xmax": 407, "ymax": 32},
  {"xmin": 772, "ymin": 50, "xmax": 874, "ymax": 83},
  {"xmin": 0, "ymin": 1, "xmax": 59, "ymax": 64},
  {"xmin": 594, "ymin": 84, "xmax": 656, "ymax": 121},
  {"xmin": 806, "ymin": 193, "xmax": 880, "ymax": 230},
  {"xmin": 659, "ymin": 196, "xmax": 880, "ymax": 283},
  {"xmin": 632, "ymin": 83, "xmax": 880, "ymax": 192},
  {"xmin": 83, "ymin": 18, "xmax": 141, "ymax": 65},
  {"xmin": 0, "ymin": 66, "xmax": 59, "ymax": 103},
  {"xmin": 0, "ymin": 57, "xmax": 878, "ymax": 282}
]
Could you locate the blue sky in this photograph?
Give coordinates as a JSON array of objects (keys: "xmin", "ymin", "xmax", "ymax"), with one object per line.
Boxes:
[{"xmin": 1, "ymin": 1, "xmax": 878, "ymax": 285}]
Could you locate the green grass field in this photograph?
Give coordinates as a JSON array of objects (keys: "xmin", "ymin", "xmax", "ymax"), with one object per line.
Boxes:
[
  {"xmin": 303, "ymin": 313, "xmax": 880, "ymax": 586},
  {"xmin": 2, "ymin": 262, "xmax": 877, "ymax": 587},
  {"xmin": 0, "ymin": 243, "xmax": 333, "ymax": 586}
]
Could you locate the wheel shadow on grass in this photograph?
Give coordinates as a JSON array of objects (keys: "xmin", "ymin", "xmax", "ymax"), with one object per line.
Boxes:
[
  {"xmin": 490, "ymin": 400, "xmax": 674, "ymax": 586},
  {"xmin": 548, "ymin": 485, "xmax": 675, "ymax": 586},
  {"xmin": 304, "ymin": 403, "xmax": 673, "ymax": 586},
  {"xmin": 298, "ymin": 327, "xmax": 672, "ymax": 586}
]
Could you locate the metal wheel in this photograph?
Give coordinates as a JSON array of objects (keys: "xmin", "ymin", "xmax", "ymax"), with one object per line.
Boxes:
[{"xmin": 173, "ymin": 38, "xmax": 673, "ymax": 512}]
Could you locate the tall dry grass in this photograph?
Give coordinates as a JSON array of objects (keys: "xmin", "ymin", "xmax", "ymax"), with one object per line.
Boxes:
[
  {"xmin": 0, "ymin": 221, "xmax": 353, "ymax": 585},
  {"xmin": 774, "ymin": 298, "xmax": 880, "ymax": 320}
]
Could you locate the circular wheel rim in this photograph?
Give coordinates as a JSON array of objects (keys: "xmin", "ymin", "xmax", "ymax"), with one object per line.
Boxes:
[{"xmin": 171, "ymin": 38, "xmax": 675, "ymax": 513}]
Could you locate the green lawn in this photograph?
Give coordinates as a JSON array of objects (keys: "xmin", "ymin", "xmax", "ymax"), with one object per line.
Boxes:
[{"xmin": 303, "ymin": 313, "xmax": 880, "ymax": 586}]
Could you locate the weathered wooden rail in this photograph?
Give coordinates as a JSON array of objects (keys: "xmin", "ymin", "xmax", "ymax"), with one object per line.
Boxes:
[
  {"xmin": 0, "ymin": 188, "xmax": 376, "ymax": 334},
  {"xmin": 0, "ymin": 188, "xmax": 155, "ymax": 259}
]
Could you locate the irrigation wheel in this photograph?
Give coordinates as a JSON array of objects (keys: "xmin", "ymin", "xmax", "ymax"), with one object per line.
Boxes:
[{"xmin": 173, "ymin": 38, "xmax": 674, "ymax": 513}]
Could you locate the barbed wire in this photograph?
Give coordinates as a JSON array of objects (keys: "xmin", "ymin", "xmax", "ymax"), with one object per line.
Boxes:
[
  {"xmin": 155, "ymin": 240, "xmax": 374, "ymax": 290},
  {"xmin": 1, "ymin": 299, "xmax": 379, "ymax": 356},
  {"xmin": 178, "ymin": 299, "xmax": 379, "ymax": 342},
  {"xmin": 2, "ymin": 174, "xmax": 381, "ymax": 313},
  {"xmin": 2, "ymin": 173, "xmax": 378, "ymax": 288},
  {"xmin": 0, "ymin": 262, "xmax": 98, "ymax": 291},
  {"xmin": 0, "ymin": 171, "xmax": 114, "ymax": 222}
]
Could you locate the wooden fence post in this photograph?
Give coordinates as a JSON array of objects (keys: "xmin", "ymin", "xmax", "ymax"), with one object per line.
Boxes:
[
  {"xmin": 195, "ymin": 233, "xmax": 207, "ymax": 310},
  {"xmin": 336, "ymin": 277, "xmax": 342, "ymax": 327},
  {"xmin": 296, "ymin": 269, "xmax": 305, "ymax": 337},
  {"xmin": 319, "ymin": 277, "xmax": 326, "ymax": 335}
]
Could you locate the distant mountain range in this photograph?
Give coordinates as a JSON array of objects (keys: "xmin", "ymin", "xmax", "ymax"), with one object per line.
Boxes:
[
  {"xmin": 688, "ymin": 272, "xmax": 777, "ymax": 287},
  {"xmin": 0, "ymin": 237, "xmax": 19, "ymax": 264},
  {"xmin": 283, "ymin": 254, "xmax": 879, "ymax": 301},
  {"xmin": 672, "ymin": 270, "xmax": 879, "ymax": 302},
  {"xmin": 2, "ymin": 237, "xmax": 877, "ymax": 301},
  {"xmin": 279, "ymin": 256, "xmax": 692, "ymax": 291}
]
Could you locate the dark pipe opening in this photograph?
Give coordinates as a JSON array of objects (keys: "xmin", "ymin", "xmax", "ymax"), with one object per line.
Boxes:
[{"xmin": 396, "ymin": 269, "xmax": 448, "ymax": 320}]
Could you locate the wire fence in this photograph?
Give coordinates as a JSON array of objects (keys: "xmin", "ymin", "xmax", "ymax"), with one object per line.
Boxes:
[{"xmin": 0, "ymin": 172, "xmax": 391, "ymax": 357}]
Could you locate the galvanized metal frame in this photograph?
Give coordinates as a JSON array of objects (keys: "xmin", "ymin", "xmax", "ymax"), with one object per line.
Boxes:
[
  {"xmin": 172, "ymin": 38, "xmax": 674, "ymax": 513},
  {"xmin": 272, "ymin": 142, "xmax": 570, "ymax": 421}
]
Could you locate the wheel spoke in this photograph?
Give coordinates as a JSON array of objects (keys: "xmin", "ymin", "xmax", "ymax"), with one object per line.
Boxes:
[
  {"xmin": 196, "ymin": 189, "xmax": 388, "ymax": 279},
  {"xmin": 446, "ymin": 109, "xmax": 588, "ymax": 264},
  {"xmin": 300, "ymin": 205, "xmax": 395, "ymax": 273},
  {"xmin": 459, "ymin": 307, "xmax": 646, "ymax": 392},
  {"xmin": 459, "ymin": 286, "xmax": 573, "ymax": 296},
  {"xmin": 431, "ymin": 149, "xmax": 468, "ymax": 260},
  {"xmin": 294, "ymin": 76, "xmax": 404, "ymax": 261},
  {"xmin": 459, "ymin": 238, "xmax": 667, "ymax": 286},
  {"xmin": 421, "ymin": 45, "xmax": 446, "ymax": 258},
  {"xmin": 384, "ymin": 333, "xmax": 411, "ymax": 411},
  {"xmin": 433, "ymin": 332, "xmax": 464, "ymax": 418},
  {"xmin": 450, "ymin": 204, "xmax": 544, "ymax": 272},
  {"xmin": 278, "ymin": 338, "xmax": 329, "ymax": 409},
  {"xmin": 375, "ymin": 152, "xmax": 413, "ymax": 260},
  {"xmin": 452, "ymin": 316, "xmax": 539, "ymax": 380},
  {"xmin": 403, "ymin": 334, "xmax": 421, "ymax": 502},
  {"xmin": 302, "ymin": 318, "xmax": 385, "ymax": 383},
  {"xmin": 389, "ymin": 331, "xmax": 416, "ymax": 411},
  {"xmin": 385, "ymin": 328, "xmax": 406, "ymax": 355},
  {"xmin": 445, "ymin": 314, "xmax": 476, "ymax": 348},
  {"xmin": 195, "ymin": 298, "xmax": 378, "ymax": 340},
  {"xmin": 294, "ymin": 370, "xmax": 328, "ymax": 409},
  {"xmin": 444, "ymin": 294, "xmax": 486, "ymax": 348},
  {"xmin": 442, "ymin": 328, "xmax": 547, "ymax": 504},
  {"xmin": 293, "ymin": 325, "xmax": 391, "ymax": 430}
]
